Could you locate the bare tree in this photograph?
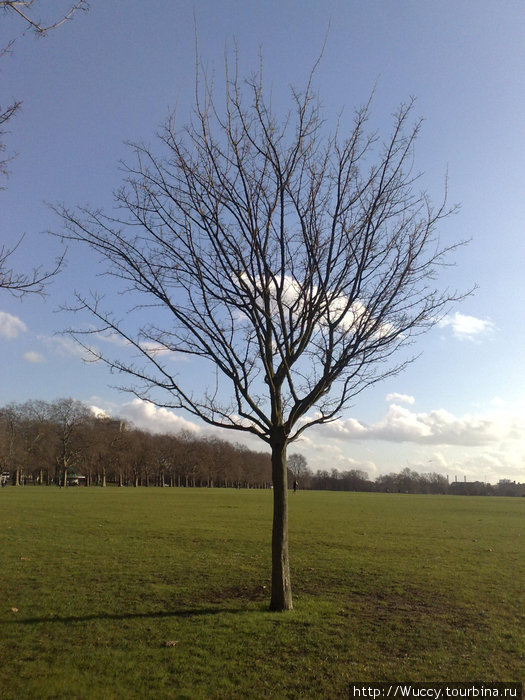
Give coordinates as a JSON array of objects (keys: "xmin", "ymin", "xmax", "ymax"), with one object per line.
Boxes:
[
  {"xmin": 0, "ymin": 1, "xmax": 88, "ymax": 38},
  {"xmin": 0, "ymin": 235, "xmax": 65, "ymax": 296},
  {"xmin": 48, "ymin": 398, "xmax": 90, "ymax": 486},
  {"xmin": 287, "ymin": 453, "xmax": 309, "ymax": 482},
  {"xmin": 0, "ymin": 100, "xmax": 21, "ymax": 178},
  {"xmin": 0, "ymin": 404, "xmax": 24, "ymax": 484},
  {"xmin": 57, "ymin": 63, "xmax": 465, "ymax": 610},
  {"xmin": 0, "ymin": 1, "xmax": 86, "ymax": 296}
]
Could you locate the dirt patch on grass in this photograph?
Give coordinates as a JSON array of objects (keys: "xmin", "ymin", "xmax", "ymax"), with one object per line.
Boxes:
[
  {"xmin": 347, "ymin": 585, "xmax": 484, "ymax": 627},
  {"xmin": 203, "ymin": 582, "xmax": 270, "ymax": 605}
]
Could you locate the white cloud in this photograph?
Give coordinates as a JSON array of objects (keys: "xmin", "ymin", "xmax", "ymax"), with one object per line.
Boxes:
[
  {"xmin": 238, "ymin": 273, "xmax": 394, "ymax": 339},
  {"xmin": 110, "ymin": 398, "xmax": 201, "ymax": 435},
  {"xmin": 96, "ymin": 331, "xmax": 130, "ymax": 348},
  {"xmin": 451, "ymin": 448, "xmax": 525, "ymax": 483},
  {"xmin": 439, "ymin": 312, "xmax": 494, "ymax": 341},
  {"xmin": 38, "ymin": 334, "xmax": 92, "ymax": 359},
  {"xmin": 0, "ymin": 311, "xmax": 27, "ymax": 339},
  {"xmin": 311, "ymin": 402, "xmax": 524, "ymax": 447},
  {"xmin": 295, "ymin": 432, "xmax": 377, "ymax": 475},
  {"xmin": 95, "ymin": 331, "xmax": 189, "ymax": 362},
  {"xmin": 23, "ymin": 351, "xmax": 45, "ymax": 363},
  {"xmin": 137, "ymin": 341, "xmax": 189, "ymax": 360},
  {"xmin": 90, "ymin": 405, "xmax": 110, "ymax": 419},
  {"xmin": 386, "ymin": 393, "xmax": 415, "ymax": 405}
]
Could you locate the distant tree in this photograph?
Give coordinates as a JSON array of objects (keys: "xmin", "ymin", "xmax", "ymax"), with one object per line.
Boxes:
[
  {"xmin": 58, "ymin": 61, "xmax": 465, "ymax": 610},
  {"xmin": 375, "ymin": 472, "xmax": 398, "ymax": 493},
  {"xmin": 420, "ymin": 471, "xmax": 448, "ymax": 494},
  {"xmin": 340, "ymin": 468, "xmax": 370, "ymax": 492},
  {"xmin": 151, "ymin": 433, "xmax": 175, "ymax": 487},
  {"xmin": 495, "ymin": 480, "xmax": 524, "ymax": 497},
  {"xmin": 0, "ymin": 404, "xmax": 24, "ymax": 484},
  {"xmin": 313, "ymin": 470, "xmax": 331, "ymax": 491},
  {"xmin": 122, "ymin": 429, "xmax": 146, "ymax": 487},
  {"xmin": 206, "ymin": 438, "xmax": 230, "ymax": 488},
  {"xmin": 16, "ymin": 399, "xmax": 55, "ymax": 484},
  {"xmin": 227, "ymin": 442, "xmax": 247, "ymax": 488},
  {"xmin": 48, "ymin": 398, "xmax": 90, "ymax": 486},
  {"xmin": 287, "ymin": 453, "xmax": 309, "ymax": 484},
  {"xmin": 80, "ymin": 416, "xmax": 125, "ymax": 486},
  {"xmin": 161, "ymin": 433, "xmax": 186, "ymax": 487},
  {"xmin": 397, "ymin": 467, "xmax": 422, "ymax": 493}
]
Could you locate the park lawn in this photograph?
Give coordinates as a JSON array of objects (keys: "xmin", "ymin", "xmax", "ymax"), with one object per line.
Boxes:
[{"xmin": 0, "ymin": 488, "xmax": 523, "ymax": 699}]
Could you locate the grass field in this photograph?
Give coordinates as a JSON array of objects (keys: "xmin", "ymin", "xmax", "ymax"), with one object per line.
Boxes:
[{"xmin": 0, "ymin": 488, "xmax": 523, "ymax": 699}]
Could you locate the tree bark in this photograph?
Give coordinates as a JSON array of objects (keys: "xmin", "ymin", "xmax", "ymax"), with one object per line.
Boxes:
[{"xmin": 269, "ymin": 436, "xmax": 293, "ymax": 611}]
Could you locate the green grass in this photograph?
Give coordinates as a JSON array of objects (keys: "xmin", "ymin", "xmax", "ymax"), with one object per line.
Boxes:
[{"xmin": 0, "ymin": 488, "xmax": 523, "ymax": 699}]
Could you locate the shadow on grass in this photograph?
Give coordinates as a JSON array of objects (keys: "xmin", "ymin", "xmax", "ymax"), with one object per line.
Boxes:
[{"xmin": 5, "ymin": 606, "xmax": 258, "ymax": 626}]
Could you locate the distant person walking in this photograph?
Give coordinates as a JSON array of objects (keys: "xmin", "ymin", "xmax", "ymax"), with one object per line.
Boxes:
[{"xmin": 293, "ymin": 480, "xmax": 298, "ymax": 494}]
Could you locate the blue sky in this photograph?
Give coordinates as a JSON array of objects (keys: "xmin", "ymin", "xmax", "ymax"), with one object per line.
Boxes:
[{"xmin": 1, "ymin": 0, "xmax": 524, "ymax": 483}]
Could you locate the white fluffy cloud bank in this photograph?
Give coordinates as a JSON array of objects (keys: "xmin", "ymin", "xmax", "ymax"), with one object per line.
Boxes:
[
  {"xmin": 98, "ymin": 398, "xmax": 201, "ymax": 435},
  {"xmin": 312, "ymin": 402, "xmax": 523, "ymax": 447}
]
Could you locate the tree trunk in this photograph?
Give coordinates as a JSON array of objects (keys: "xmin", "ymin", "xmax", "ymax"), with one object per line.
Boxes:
[{"xmin": 269, "ymin": 436, "xmax": 293, "ymax": 611}]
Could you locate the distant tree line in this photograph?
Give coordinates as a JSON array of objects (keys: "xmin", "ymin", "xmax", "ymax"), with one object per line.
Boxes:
[
  {"xmin": 0, "ymin": 399, "xmax": 523, "ymax": 496},
  {"xmin": 0, "ymin": 399, "xmax": 272, "ymax": 488},
  {"xmin": 294, "ymin": 465, "xmax": 525, "ymax": 497}
]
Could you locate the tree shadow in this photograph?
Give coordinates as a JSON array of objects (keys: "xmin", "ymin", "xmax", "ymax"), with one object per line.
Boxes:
[{"xmin": 5, "ymin": 606, "xmax": 255, "ymax": 626}]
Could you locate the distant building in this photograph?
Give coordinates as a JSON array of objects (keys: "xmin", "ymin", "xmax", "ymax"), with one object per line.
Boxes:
[
  {"xmin": 449, "ymin": 480, "xmax": 489, "ymax": 496},
  {"xmin": 66, "ymin": 472, "xmax": 87, "ymax": 486}
]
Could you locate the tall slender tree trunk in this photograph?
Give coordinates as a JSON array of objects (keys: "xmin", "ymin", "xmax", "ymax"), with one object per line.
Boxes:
[{"xmin": 269, "ymin": 435, "xmax": 293, "ymax": 611}]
